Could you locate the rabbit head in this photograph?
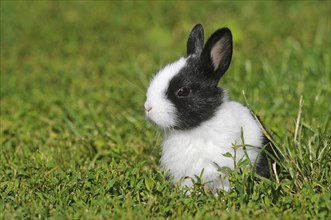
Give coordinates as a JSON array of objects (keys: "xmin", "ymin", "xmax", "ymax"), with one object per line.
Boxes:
[{"xmin": 145, "ymin": 24, "xmax": 233, "ymax": 130}]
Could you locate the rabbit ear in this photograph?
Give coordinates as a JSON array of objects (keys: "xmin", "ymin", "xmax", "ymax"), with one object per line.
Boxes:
[
  {"xmin": 187, "ymin": 24, "xmax": 204, "ymax": 56},
  {"xmin": 201, "ymin": 27, "xmax": 232, "ymax": 80}
]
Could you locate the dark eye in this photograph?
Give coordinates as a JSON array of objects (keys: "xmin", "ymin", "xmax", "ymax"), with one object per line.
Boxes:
[{"xmin": 176, "ymin": 87, "xmax": 191, "ymax": 98}]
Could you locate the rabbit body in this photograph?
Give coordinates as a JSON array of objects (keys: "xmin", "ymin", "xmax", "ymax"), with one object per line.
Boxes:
[{"xmin": 161, "ymin": 100, "xmax": 263, "ymax": 191}]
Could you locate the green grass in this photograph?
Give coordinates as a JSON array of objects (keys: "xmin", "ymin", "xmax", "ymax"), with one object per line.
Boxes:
[{"xmin": 1, "ymin": 1, "xmax": 330, "ymax": 219}]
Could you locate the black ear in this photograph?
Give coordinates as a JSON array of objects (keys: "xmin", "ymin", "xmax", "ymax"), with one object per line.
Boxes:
[
  {"xmin": 201, "ymin": 27, "xmax": 233, "ymax": 80},
  {"xmin": 187, "ymin": 24, "xmax": 204, "ymax": 56}
]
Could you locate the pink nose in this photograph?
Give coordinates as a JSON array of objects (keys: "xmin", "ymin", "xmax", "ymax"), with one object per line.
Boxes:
[
  {"xmin": 144, "ymin": 102, "xmax": 153, "ymax": 112},
  {"xmin": 145, "ymin": 106, "xmax": 152, "ymax": 112}
]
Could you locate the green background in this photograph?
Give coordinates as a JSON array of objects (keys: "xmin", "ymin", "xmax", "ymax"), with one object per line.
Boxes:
[{"xmin": 1, "ymin": 1, "xmax": 330, "ymax": 219}]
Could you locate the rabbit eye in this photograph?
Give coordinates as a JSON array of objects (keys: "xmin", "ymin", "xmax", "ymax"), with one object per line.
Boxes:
[{"xmin": 176, "ymin": 87, "xmax": 191, "ymax": 98}]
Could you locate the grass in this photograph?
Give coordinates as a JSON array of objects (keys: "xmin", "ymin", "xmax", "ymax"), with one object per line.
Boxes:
[{"xmin": 1, "ymin": 1, "xmax": 330, "ymax": 219}]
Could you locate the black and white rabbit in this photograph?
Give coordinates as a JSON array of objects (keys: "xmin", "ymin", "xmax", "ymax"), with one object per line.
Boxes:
[{"xmin": 144, "ymin": 24, "xmax": 276, "ymax": 192}]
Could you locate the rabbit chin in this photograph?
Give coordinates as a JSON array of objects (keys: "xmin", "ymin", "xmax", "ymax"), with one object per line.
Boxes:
[{"xmin": 146, "ymin": 112, "xmax": 177, "ymax": 129}]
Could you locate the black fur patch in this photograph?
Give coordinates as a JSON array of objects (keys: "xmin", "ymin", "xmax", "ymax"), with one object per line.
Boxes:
[
  {"xmin": 255, "ymin": 135, "xmax": 275, "ymax": 178},
  {"xmin": 253, "ymin": 114, "xmax": 281, "ymax": 178},
  {"xmin": 166, "ymin": 56, "xmax": 224, "ymax": 130}
]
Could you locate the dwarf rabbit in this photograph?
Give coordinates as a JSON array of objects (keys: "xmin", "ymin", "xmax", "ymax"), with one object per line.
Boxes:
[{"xmin": 144, "ymin": 24, "xmax": 276, "ymax": 192}]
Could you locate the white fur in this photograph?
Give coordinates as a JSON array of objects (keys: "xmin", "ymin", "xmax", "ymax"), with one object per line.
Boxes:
[
  {"xmin": 144, "ymin": 56, "xmax": 264, "ymax": 192},
  {"xmin": 145, "ymin": 57, "xmax": 187, "ymax": 128},
  {"xmin": 160, "ymin": 100, "xmax": 264, "ymax": 192}
]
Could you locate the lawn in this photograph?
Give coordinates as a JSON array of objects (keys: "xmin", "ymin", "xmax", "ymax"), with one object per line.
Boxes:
[{"xmin": 1, "ymin": 1, "xmax": 330, "ymax": 219}]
